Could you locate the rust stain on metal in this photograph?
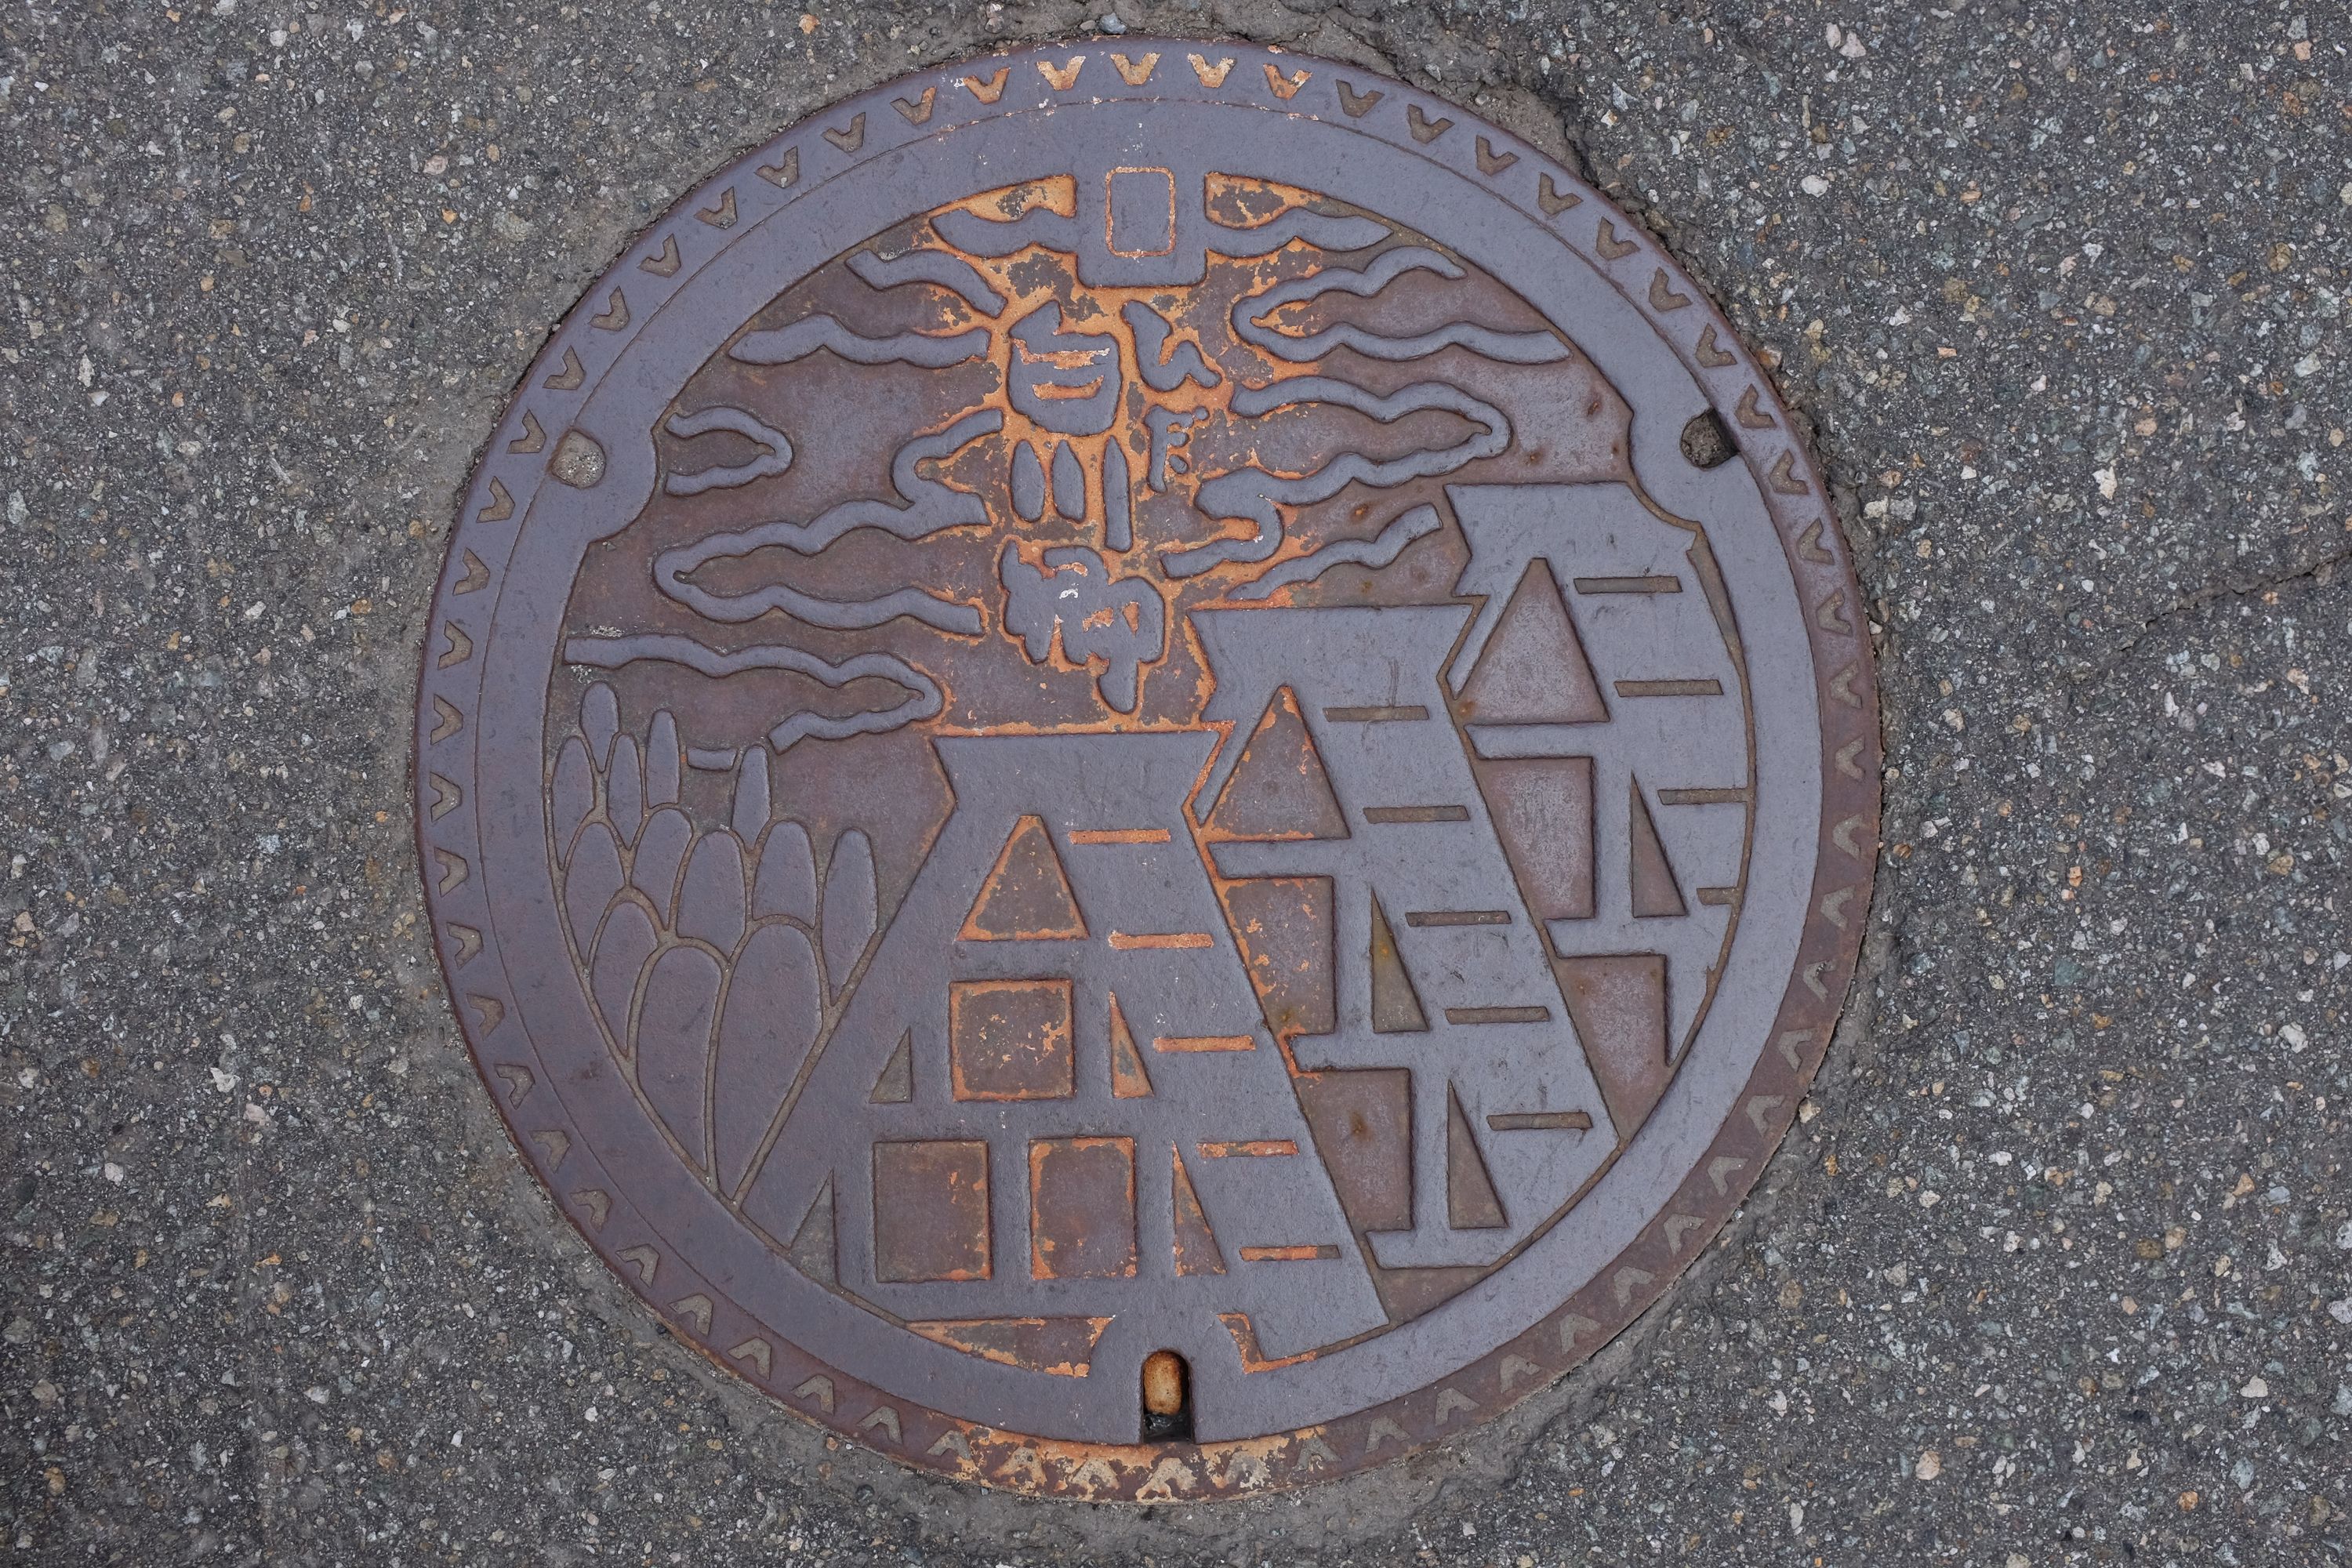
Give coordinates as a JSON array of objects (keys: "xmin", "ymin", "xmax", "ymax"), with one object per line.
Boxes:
[{"xmin": 1142, "ymin": 1348, "xmax": 1187, "ymax": 1415}]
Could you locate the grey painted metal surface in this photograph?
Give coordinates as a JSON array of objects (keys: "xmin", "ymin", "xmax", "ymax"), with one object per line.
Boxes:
[{"xmin": 415, "ymin": 38, "xmax": 1874, "ymax": 1500}]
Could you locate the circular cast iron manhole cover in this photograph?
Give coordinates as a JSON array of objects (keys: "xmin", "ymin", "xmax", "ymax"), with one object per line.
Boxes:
[{"xmin": 416, "ymin": 41, "xmax": 1879, "ymax": 1501}]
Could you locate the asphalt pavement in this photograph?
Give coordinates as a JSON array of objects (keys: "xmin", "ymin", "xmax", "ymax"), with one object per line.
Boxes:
[{"xmin": 3, "ymin": 1, "xmax": 2347, "ymax": 1563}]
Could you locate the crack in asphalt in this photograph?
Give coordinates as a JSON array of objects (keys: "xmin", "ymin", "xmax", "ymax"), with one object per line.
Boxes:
[{"xmin": 2068, "ymin": 542, "xmax": 2352, "ymax": 687}]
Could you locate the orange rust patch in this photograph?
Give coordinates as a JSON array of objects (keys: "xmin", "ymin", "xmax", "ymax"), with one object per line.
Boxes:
[
  {"xmin": 1066, "ymin": 827, "xmax": 1171, "ymax": 845},
  {"xmin": 1108, "ymin": 930, "xmax": 1214, "ymax": 949},
  {"xmin": 907, "ymin": 1316, "xmax": 1115, "ymax": 1377},
  {"xmin": 1153, "ymin": 1034, "xmax": 1258, "ymax": 1054},
  {"xmin": 1218, "ymin": 1310, "xmax": 1319, "ymax": 1371}
]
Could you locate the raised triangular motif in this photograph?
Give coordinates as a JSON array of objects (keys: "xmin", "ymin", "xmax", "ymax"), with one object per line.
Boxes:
[
  {"xmin": 906, "ymin": 1316, "xmax": 1112, "ymax": 1376},
  {"xmin": 959, "ymin": 814, "xmax": 1087, "ymax": 940},
  {"xmin": 1108, "ymin": 995, "xmax": 1154, "ymax": 1098},
  {"xmin": 1445, "ymin": 1086, "xmax": 1507, "ymax": 1230},
  {"xmin": 1556, "ymin": 953, "xmax": 1670, "ymax": 1137},
  {"xmin": 869, "ymin": 1030, "xmax": 913, "ymax": 1104},
  {"xmin": 1172, "ymin": 1147, "xmax": 1225, "ymax": 1276},
  {"xmin": 1369, "ymin": 891, "xmax": 1428, "ymax": 1034},
  {"xmin": 1460, "ymin": 560, "xmax": 1607, "ymax": 724},
  {"xmin": 787, "ymin": 1178, "xmax": 837, "ymax": 1283},
  {"xmin": 1628, "ymin": 779, "xmax": 1687, "ymax": 917},
  {"xmin": 1204, "ymin": 686, "xmax": 1348, "ymax": 841}
]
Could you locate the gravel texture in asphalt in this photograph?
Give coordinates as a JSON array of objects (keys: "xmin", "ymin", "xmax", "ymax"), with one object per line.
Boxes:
[{"xmin": 3, "ymin": 1, "xmax": 2347, "ymax": 1564}]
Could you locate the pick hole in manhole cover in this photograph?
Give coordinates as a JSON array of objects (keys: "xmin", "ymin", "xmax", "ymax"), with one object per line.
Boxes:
[{"xmin": 416, "ymin": 39, "xmax": 1878, "ymax": 1501}]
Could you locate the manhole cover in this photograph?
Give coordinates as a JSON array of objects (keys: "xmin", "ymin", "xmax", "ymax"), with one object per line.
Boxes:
[{"xmin": 416, "ymin": 40, "xmax": 1878, "ymax": 1501}]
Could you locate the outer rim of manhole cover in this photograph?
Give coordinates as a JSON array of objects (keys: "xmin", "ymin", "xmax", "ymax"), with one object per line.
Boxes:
[{"xmin": 414, "ymin": 37, "xmax": 1879, "ymax": 1502}]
